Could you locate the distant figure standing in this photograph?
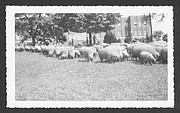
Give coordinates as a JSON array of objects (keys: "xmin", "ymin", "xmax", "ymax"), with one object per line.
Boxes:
[
  {"xmin": 72, "ymin": 38, "xmax": 74, "ymax": 46},
  {"xmin": 146, "ymin": 33, "xmax": 149, "ymax": 43},
  {"xmin": 93, "ymin": 35, "xmax": 97, "ymax": 45},
  {"xmin": 86, "ymin": 36, "xmax": 89, "ymax": 45}
]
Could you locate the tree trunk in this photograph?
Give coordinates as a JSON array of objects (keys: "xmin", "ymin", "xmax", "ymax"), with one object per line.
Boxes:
[
  {"xmin": 72, "ymin": 38, "xmax": 74, "ymax": 46},
  {"xmin": 89, "ymin": 33, "xmax": 92, "ymax": 45},
  {"xmin": 93, "ymin": 35, "xmax": 96, "ymax": 45},
  {"xmin": 86, "ymin": 37, "xmax": 88, "ymax": 45},
  {"xmin": 57, "ymin": 35, "xmax": 61, "ymax": 42},
  {"xmin": 149, "ymin": 13, "xmax": 153, "ymax": 42},
  {"xmin": 32, "ymin": 35, "xmax": 36, "ymax": 46},
  {"xmin": 55, "ymin": 36, "xmax": 58, "ymax": 43}
]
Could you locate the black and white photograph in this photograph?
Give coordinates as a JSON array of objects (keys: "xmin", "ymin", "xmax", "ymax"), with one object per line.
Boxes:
[{"xmin": 6, "ymin": 6, "xmax": 174, "ymax": 108}]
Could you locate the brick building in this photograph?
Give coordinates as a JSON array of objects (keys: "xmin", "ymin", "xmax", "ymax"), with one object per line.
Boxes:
[
  {"xmin": 111, "ymin": 17, "xmax": 128, "ymax": 43},
  {"xmin": 112, "ymin": 15, "xmax": 151, "ymax": 43}
]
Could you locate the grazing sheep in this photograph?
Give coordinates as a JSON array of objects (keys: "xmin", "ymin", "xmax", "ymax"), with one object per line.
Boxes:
[
  {"xmin": 24, "ymin": 45, "xmax": 31, "ymax": 52},
  {"xmin": 15, "ymin": 46, "xmax": 22, "ymax": 52},
  {"xmin": 107, "ymin": 46, "xmax": 124, "ymax": 61},
  {"xmin": 101, "ymin": 43, "xmax": 109, "ymax": 48},
  {"xmin": 93, "ymin": 45, "xmax": 103, "ymax": 52},
  {"xmin": 98, "ymin": 47, "xmax": 120, "ymax": 63},
  {"xmin": 140, "ymin": 51, "xmax": 156, "ymax": 65},
  {"xmin": 30, "ymin": 46, "xmax": 36, "ymax": 52},
  {"xmin": 153, "ymin": 46, "xmax": 163, "ymax": 53},
  {"xmin": 150, "ymin": 41, "xmax": 167, "ymax": 47},
  {"xmin": 54, "ymin": 46, "xmax": 62, "ymax": 58},
  {"xmin": 40, "ymin": 45, "xmax": 48, "ymax": 55},
  {"xmin": 74, "ymin": 49, "xmax": 81, "ymax": 58},
  {"xmin": 65, "ymin": 46, "xmax": 75, "ymax": 59},
  {"xmin": 79, "ymin": 47, "xmax": 96, "ymax": 62},
  {"xmin": 17, "ymin": 45, "xmax": 25, "ymax": 52},
  {"xmin": 61, "ymin": 48, "xmax": 69, "ymax": 59},
  {"xmin": 110, "ymin": 43, "xmax": 121, "ymax": 46},
  {"xmin": 46, "ymin": 45, "xmax": 55, "ymax": 57},
  {"xmin": 54, "ymin": 46, "xmax": 68, "ymax": 59},
  {"xmin": 121, "ymin": 50, "xmax": 130, "ymax": 61},
  {"xmin": 120, "ymin": 43, "xmax": 129, "ymax": 48},
  {"xmin": 129, "ymin": 43, "xmax": 159, "ymax": 61},
  {"xmin": 89, "ymin": 46, "xmax": 97, "ymax": 57},
  {"xmin": 34, "ymin": 45, "xmax": 42, "ymax": 53}
]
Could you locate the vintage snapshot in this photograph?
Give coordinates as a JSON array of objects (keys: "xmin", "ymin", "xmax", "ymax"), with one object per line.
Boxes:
[{"xmin": 6, "ymin": 6, "xmax": 174, "ymax": 108}]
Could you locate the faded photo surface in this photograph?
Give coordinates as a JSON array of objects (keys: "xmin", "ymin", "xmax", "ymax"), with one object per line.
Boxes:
[{"xmin": 6, "ymin": 6, "xmax": 174, "ymax": 108}]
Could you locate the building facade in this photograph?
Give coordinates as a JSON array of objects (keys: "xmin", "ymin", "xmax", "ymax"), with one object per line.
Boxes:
[
  {"xmin": 111, "ymin": 17, "xmax": 128, "ymax": 42},
  {"xmin": 112, "ymin": 15, "xmax": 151, "ymax": 43}
]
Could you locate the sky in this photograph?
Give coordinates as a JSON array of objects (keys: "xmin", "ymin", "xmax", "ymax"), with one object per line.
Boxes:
[{"xmin": 151, "ymin": 13, "xmax": 169, "ymax": 33}]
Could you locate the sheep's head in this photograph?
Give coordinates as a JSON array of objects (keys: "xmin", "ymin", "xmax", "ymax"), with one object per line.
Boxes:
[{"xmin": 154, "ymin": 52, "xmax": 160, "ymax": 60}]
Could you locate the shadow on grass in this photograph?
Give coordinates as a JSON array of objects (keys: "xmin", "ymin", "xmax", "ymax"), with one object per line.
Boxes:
[
  {"xmin": 37, "ymin": 53, "xmax": 45, "ymax": 56},
  {"xmin": 128, "ymin": 60, "xmax": 143, "ymax": 65},
  {"xmin": 129, "ymin": 60, "xmax": 160, "ymax": 66},
  {"xmin": 78, "ymin": 59, "xmax": 90, "ymax": 62},
  {"xmin": 94, "ymin": 61, "xmax": 117, "ymax": 64},
  {"xmin": 78, "ymin": 60, "xmax": 117, "ymax": 64}
]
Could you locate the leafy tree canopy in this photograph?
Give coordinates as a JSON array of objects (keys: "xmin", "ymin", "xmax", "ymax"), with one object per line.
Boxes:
[
  {"xmin": 15, "ymin": 13, "xmax": 121, "ymax": 45},
  {"xmin": 103, "ymin": 30, "xmax": 117, "ymax": 44},
  {"xmin": 152, "ymin": 30, "xmax": 164, "ymax": 41}
]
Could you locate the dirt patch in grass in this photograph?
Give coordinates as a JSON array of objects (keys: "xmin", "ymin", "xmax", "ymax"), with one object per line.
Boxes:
[{"xmin": 15, "ymin": 52, "xmax": 168, "ymax": 101}]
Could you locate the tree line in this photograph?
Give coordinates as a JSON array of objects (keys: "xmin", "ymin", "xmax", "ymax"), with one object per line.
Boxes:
[
  {"xmin": 15, "ymin": 13, "xmax": 166, "ymax": 46},
  {"xmin": 15, "ymin": 13, "xmax": 122, "ymax": 46}
]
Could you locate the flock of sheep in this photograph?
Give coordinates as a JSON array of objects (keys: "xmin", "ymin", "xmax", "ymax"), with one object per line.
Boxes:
[{"xmin": 15, "ymin": 41, "xmax": 168, "ymax": 65}]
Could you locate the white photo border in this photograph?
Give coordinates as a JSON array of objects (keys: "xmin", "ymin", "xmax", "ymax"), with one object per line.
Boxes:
[{"xmin": 6, "ymin": 6, "xmax": 174, "ymax": 108}]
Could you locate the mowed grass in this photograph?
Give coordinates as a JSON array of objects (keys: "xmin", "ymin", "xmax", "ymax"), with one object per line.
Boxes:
[{"xmin": 15, "ymin": 52, "xmax": 168, "ymax": 101}]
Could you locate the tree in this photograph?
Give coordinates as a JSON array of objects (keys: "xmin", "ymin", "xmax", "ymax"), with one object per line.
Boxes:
[
  {"xmin": 103, "ymin": 30, "xmax": 117, "ymax": 44},
  {"xmin": 62, "ymin": 13, "xmax": 121, "ymax": 45},
  {"xmin": 15, "ymin": 13, "xmax": 67, "ymax": 46},
  {"xmin": 84, "ymin": 13, "xmax": 121, "ymax": 45},
  {"xmin": 152, "ymin": 30, "xmax": 164, "ymax": 41},
  {"xmin": 15, "ymin": 13, "xmax": 45, "ymax": 46},
  {"xmin": 162, "ymin": 33, "xmax": 168, "ymax": 42},
  {"xmin": 15, "ymin": 13, "xmax": 121, "ymax": 45},
  {"xmin": 51, "ymin": 13, "xmax": 77, "ymax": 42},
  {"xmin": 142, "ymin": 13, "xmax": 165, "ymax": 42}
]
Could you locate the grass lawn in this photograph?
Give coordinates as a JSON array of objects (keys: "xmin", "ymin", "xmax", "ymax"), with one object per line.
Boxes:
[{"xmin": 15, "ymin": 52, "xmax": 168, "ymax": 101}]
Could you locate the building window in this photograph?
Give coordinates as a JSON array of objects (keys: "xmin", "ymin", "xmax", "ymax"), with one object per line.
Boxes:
[
  {"xmin": 125, "ymin": 31, "xmax": 128, "ymax": 35},
  {"xmin": 134, "ymin": 31, "xmax": 137, "ymax": 35},
  {"xmin": 144, "ymin": 22, "xmax": 146, "ymax": 25},
  {"xmin": 139, "ymin": 31, "xmax": 142, "ymax": 35},
  {"xmin": 144, "ymin": 31, "xmax": 147, "ymax": 35},
  {"xmin": 117, "ymin": 32, "xmax": 121, "ymax": 36},
  {"xmin": 139, "ymin": 23, "xmax": 142, "ymax": 27},
  {"xmin": 117, "ymin": 23, "xmax": 121, "ymax": 26},
  {"xmin": 134, "ymin": 23, "xmax": 137, "ymax": 27}
]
